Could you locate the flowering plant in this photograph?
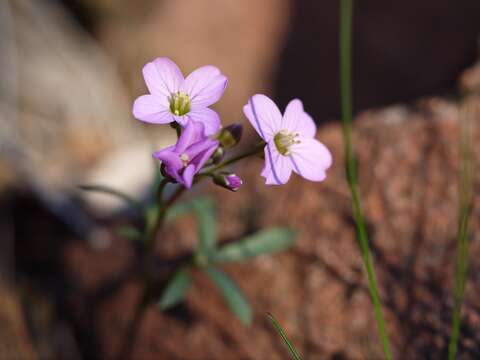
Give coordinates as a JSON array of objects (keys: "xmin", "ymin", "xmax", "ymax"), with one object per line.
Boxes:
[{"xmin": 82, "ymin": 57, "xmax": 332, "ymax": 358}]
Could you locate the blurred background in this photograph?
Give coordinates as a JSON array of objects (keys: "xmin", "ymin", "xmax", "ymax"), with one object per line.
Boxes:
[{"xmin": 1, "ymin": 0, "xmax": 480, "ymax": 358}]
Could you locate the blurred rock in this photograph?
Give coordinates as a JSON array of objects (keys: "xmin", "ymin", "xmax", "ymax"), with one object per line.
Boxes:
[
  {"xmin": 275, "ymin": 0, "xmax": 480, "ymax": 122},
  {"xmin": 0, "ymin": 0, "xmax": 174, "ymax": 216},
  {"xmin": 0, "ymin": 284, "xmax": 36, "ymax": 360}
]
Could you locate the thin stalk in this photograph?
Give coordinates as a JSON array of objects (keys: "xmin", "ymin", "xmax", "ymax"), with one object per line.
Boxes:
[
  {"xmin": 447, "ymin": 98, "xmax": 474, "ymax": 360},
  {"xmin": 267, "ymin": 313, "xmax": 302, "ymax": 360},
  {"xmin": 118, "ymin": 142, "xmax": 263, "ymax": 359},
  {"xmin": 204, "ymin": 142, "xmax": 265, "ymax": 174},
  {"xmin": 146, "ymin": 178, "xmax": 170, "ymax": 246},
  {"xmin": 79, "ymin": 185, "xmax": 144, "ymax": 214},
  {"xmin": 339, "ymin": 0, "xmax": 392, "ymax": 358}
]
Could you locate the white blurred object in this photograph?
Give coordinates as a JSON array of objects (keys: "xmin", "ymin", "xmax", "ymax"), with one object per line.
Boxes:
[{"xmin": 0, "ymin": 0, "xmax": 172, "ymax": 219}]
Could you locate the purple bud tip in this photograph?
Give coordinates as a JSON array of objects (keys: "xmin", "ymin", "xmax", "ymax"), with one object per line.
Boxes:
[{"xmin": 226, "ymin": 174, "xmax": 243, "ymax": 191}]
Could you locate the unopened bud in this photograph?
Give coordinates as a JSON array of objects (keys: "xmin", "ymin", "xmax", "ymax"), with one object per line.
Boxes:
[
  {"xmin": 213, "ymin": 172, "xmax": 243, "ymax": 192},
  {"xmin": 217, "ymin": 123, "xmax": 243, "ymax": 149},
  {"xmin": 211, "ymin": 147, "xmax": 224, "ymax": 164}
]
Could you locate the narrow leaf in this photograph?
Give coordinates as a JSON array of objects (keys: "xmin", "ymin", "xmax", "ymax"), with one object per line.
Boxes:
[
  {"xmin": 165, "ymin": 195, "xmax": 210, "ymax": 222},
  {"xmin": 192, "ymin": 197, "xmax": 217, "ymax": 257},
  {"xmin": 115, "ymin": 225, "xmax": 142, "ymax": 241},
  {"xmin": 213, "ymin": 228, "xmax": 295, "ymax": 263},
  {"xmin": 79, "ymin": 185, "xmax": 143, "ymax": 212},
  {"xmin": 165, "ymin": 200, "xmax": 193, "ymax": 222},
  {"xmin": 205, "ymin": 267, "xmax": 252, "ymax": 325},
  {"xmin": 159, "ymin": 268, "xmax": 192, "ymax": 310},
  {"xmin": 267, "ymin": 313, "xmax": 302, "ymax": 360}
]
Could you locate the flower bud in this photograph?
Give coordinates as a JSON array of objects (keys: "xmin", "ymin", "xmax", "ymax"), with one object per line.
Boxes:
[
  {"xmin": 217, "ymin": 123, "xmax": 243, "ymax": 149},
  {"xmin": 213, "ymin": 172, "xmax": 243, "ymax": 192},
  {"xmin": 211, "ymin": 146, "xmax": 225, "ymax": 164}
]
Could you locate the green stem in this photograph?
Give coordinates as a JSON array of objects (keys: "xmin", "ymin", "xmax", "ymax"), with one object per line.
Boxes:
[
  {"xmin": 119, "ymin": 178, "xmax": 182, "ymax": 359},
  {"xmin": 146, "ymin": 178, "xmax": 170, "ymax": 247},
  {"xmin": 447, "ymin": 99, "xmax": 474, "ymax": 360},
  {"xmin": 204, "ymin": 142, "xmax": 265, "ymax": 174},
  {"xmin": 339, "ymin": 1, "xmax": 392, "ymax": 358},
  {"xmin": 120, "ymin": 142, "xmax": 263, "ymax": 358}
]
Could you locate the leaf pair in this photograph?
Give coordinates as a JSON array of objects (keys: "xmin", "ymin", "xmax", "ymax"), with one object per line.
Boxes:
[
  {"xmin": 159, "ymin": 197, "xmax": 295, "ymax": 326},
  {"xmin": 79, "ymin": 185, "xmax": 296, "ymax": 327}
]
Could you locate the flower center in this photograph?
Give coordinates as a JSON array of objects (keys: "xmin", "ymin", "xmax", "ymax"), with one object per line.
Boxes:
[
  {"xmin": 169, "ymin": 92, "xmax": 191, "ymax": 116},
  {"xmin": 180, "ymin": 153, "xmax": 190, "ymax": 166},
  {"xmin": 274, "ymin": 130, "xmax": 300, "ymax": 155}
]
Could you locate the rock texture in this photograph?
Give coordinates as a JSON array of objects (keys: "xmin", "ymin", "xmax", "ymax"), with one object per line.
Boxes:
[{"xmin": 61, "ymin": 86, "xmax": 480, "ymax": 359}]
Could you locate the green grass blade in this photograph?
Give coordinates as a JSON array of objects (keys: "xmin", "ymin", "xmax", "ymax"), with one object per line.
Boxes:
[
  {"xmin": 205, "ymin": 267, "xmax": 252, "ymax": 325},
  {"xmin": 159, "ymin": 268, "xmax": 192, "ymax": 310},
  {"xmin": 339, "ymin": 0, "xmax": 392, "ymax": 358},
  {"xmin": 213, "ymin": 228, "xmax": 295, "ymax": 263},
  {"xmin": 267, "ymin": 313, "xmax": 302, "ymax": 360},
  {"xmin": 79, "ymin": 184, "xmax": 143, "ymax": 213},
  {"xmin": 447, "ymin": 97, "xmax": 474, "ymax": 359}
]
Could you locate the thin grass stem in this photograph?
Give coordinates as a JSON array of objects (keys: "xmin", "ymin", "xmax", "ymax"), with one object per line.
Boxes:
[
  {"xmin": 447, "ymin": 97, "xmax": 474, "ymax": 360},
  {"xmin": 339, "ymin": 0, "xmax": 392, "ymax": 358}
]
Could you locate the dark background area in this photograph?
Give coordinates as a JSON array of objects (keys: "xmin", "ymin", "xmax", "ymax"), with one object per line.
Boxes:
[{"xmin": 275, "ymin": 0, "xmax": 480, "ymax": 121}]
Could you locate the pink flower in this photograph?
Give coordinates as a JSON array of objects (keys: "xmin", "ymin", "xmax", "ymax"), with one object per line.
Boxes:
[
  {"xmin": 133, "ymin": 57, "xmax": 227, "ymax": 136},
  {"xmin": 154, "ymin": 121, "xmax": 219, "ymax": 188},
  {"xmin": 243, "ymin": 94, "xmax": 332, "ymax": 185}
]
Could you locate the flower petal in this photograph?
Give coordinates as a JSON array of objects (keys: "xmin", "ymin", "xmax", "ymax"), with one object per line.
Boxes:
[
  {"xmin": 282, "ymin": 99, "xmax": 316, "ymax": 138},
  {"xmin": 182, "ymin": 164, "xmax": 196, "ymax": 188},
  {"xmin": 185, "ymin": 139, "xmax": 216, "ymax": 159},
  {"xmin": 185, "ymin": 108, "xmax": 221, "ymax": 136},
  {"xmin": 175, "ymin": 121, "xmax": 205, "ymax": 153},
  {"xmin": 262, "ymin": 142, "xmax": 292, "ymax": 185},
  {"xmin": 183, "ymin": 65, "xmax": 227, "ymax": 107},
  {"xmin": 143, "ymin": 57, "xmax": 184, "ymax": 98},
  {"xmin": 188, "ymin": 139, "xmax": 219, "ymax": 172},
  {"xmin": 289, "ymin": 137, "xmax": 332, "ymax": 182},
  {"xmin": 132, "ymin": 95, "xmax": 172, "ymax": 124},
  {"xmin": 153, "ymin": 146, "xmax": 183, "ymax": 170},
  {"xmin": 243, "ymin": 94, "xmax": 282, "ymax": 141}
]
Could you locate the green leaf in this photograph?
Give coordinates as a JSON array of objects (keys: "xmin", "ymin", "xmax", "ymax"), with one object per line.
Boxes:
[
  {"xmin": 165, "ymin": 200, "xmax": 194, "ymax": 222},
  {"xmin": 79, "ymin": 184, "xmax": 143, "ymax": 213},
  {"xmin": 164, "ymin": 195, "xmax": 210, "ymax": 222},
  {"xmin": 192, "ymin": 197, "xmax": 217, "ymax": 257},
  {"xmin": 114, "ymin": 225, "xmax": 142, "ymax": 241},
  {"xmin": 267, "ymin": 313, "xmax": 302, "ymax": 360},
  {"xmin": 205, "ymin": 267, "xmax": 252, "ymax": 325},
  {"xmin": 159, "ymin": 268, "xmax": 192, "ymax": 310},
  {"xmin": 213, "ymin": 228, "xmax": 295, "ymax": 263}
]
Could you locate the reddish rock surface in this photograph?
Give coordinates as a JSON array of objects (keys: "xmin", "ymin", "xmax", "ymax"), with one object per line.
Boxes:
[{"xmin": 61, "ymin": 88, "xmax": 480, "ymax": 359}]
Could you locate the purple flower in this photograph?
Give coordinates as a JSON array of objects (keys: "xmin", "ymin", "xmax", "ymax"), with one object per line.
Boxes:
[
  {"xmin": 133, "ymin": 57, "xmax": 227, "ymax": 136},
  {"xmin": 243, "ymin": 94, "xmax": 332, "ymax": 185},
  {"xmin": 154, "ymin": 121, "xmax": 219, "ymax": 188}
]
